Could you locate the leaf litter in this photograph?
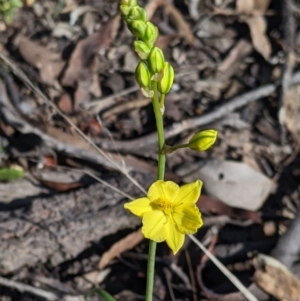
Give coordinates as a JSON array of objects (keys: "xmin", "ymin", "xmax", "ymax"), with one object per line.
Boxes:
[{"xmin": 1, "ymin": 0, "xmax": 300, "ymax": 300}]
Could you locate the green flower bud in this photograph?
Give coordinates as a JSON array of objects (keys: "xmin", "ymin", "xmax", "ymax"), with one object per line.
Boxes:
[
  {"xmin": 128, "ymin": 6, "xmax": 146, "ymax": 22},
  {"xmin": 128, "ymin": 20, "xmax": 147, "ymax": 39},
  {"xmin": 157, "ymin": 62, "xmax": 174, "ymax": 94},
  {"xmin": 120, "ymin": 5, "xmax": 132, "ymax": 17},
  {"xmin": 148, "ymin": 47, "xmax": 165, "ymax": 75},
  {"xmin": 120, "ymin": 0, "xmax": 138, "ymax": 7},
  {"xmin": 135, "ymin": 61, "xmax": 151, "ymax": 89},
  {"xmin": 143, "ymin": 22, "xmax": 158, "ymax": 44},
  {"xmin": 134, "ymin": 40, "xmax": 152, "ymax": 60},
  {"xmin": 188, "ymin": 130, "xmax": 218, "ymax": 152}
]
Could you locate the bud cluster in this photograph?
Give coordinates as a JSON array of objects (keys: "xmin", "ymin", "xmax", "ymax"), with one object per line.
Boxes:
[{"xmin": 120, "ymin": 0, "xmax": 174, "ymax": 96}]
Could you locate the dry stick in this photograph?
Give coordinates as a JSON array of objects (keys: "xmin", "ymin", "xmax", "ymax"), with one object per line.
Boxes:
[
  {"xmin": 98, "ymin": 70, "xmax": 300, "ymax": 153},
  {"xmin": 0, "ymin": 53, "xmax": 146, "ymax": 194},
  {"xmin": 84, "ymin": 84, "xmax": 139, "ymax": 113},
  {"xmin": 0, "ymin": 276, "xmax": 60, "ymax": 301}
]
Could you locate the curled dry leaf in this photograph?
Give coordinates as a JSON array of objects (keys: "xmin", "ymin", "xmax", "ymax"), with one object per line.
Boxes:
[
  {"xmin": 61, "ymin": 15, "xmax": 120, "ymax": 111},
  {"xmin": 236, "ymin": 0, "xmax": 271, "ymax": 61},
  {"xmin": 166, "ymin": 4, "xmax": 195, "ymax": 46},
  {"xmin": 13, "ymin": 35, "xmax": 65, "ymax": 86},
  {"xmin": 98, "ymin": 229, "xmax": 143, "ymax": 270},
  {"xmin": 145, "ymin": 0, "xmax": 166, "ymax": 21}
]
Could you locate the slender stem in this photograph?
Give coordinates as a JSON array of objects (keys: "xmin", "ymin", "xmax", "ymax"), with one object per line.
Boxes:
[
  {"xmin": 152, "ymin": 83, "xmax": 165, "ymax": 180},
  {"xmin": 145, "ymin": 240, "xmax": 156, "ymax": 301},
  {"xmin": 171, "ymin": 143, "xmax": 189, "ymax": 149},
  {"xmin": 145, "ymin": 82, "xmax": 166, "ymax": 301},
  {"xmin": 163, "ymin": 143, "xmax": 189, "ymax": 154}
]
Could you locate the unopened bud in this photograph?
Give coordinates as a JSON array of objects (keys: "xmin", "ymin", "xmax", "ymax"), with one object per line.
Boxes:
[
  {"xmin": 143, "ymin": 22, "xmax": 158, "ymax": 44},
  {"xmin": 157, "ymin": 62, "xmax": 174, "ymax": 94},
  {"xmin": 120, "ymin": 0, "xmax": 138, "ymax": 6},
  {"xmin": 188, "ymin": 130, "xmax": 218, "ymax": 152},
  {"xmin": 120, "ymin": 5, "xmax": 131, "ymax": 17},
  {"xmin": 128, "ymin": 20, "xmax": 147, "ymax": 39},
  {"xmin": 148, "ymin": 47, "xmax": 165, "ymax": 75},
  {"xmin": 135, "ymin": 61, "xmax": 151, "ymax": 89},
  {"xmin": 128, "ymin": 6, "xmax": 146, "ymax": 22},
  {"xmin": 134, "ymin": 41, "xmax": 152, "ymax": 60}
]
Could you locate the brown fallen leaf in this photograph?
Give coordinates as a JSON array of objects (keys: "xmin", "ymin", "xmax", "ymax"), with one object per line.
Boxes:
[
  {"xmin": 236, "ymin": 0, "xmax": 271, "ymax": 60},
  {"xmin": 283, "ymin": 84, "xmax": 300, "ymax": 144},
  {"xmin": 57, "ymin": 93, "xmax": 73, "ymax": 114},
  {"xmin": 166, "ymin": 4, "xmax": 195, "ymax": 46},
  {"xmin": 33, "ymin": 176, "xmax": 83, "ymax": 192},
  {"xmin": 98, "ymin": 229, "xmax": 143, "ymax": 270},
  {"xmin": 145, "ymin": 0, "xmax": 166, "ymax": 20},
  {"xmin": 13, "ymin": 35, "xmax": 65, "ymax": 86},
  {"xmin": 198, "ymin": 194, "xmax": 261, "ymax": 223},
  {"xmin": 254, "ymin": 254, "xmax": 300, "ymax": 301},
  {"xmin": 218, "ymin": 39, "xmax": 253, "ymax": 77},
  {"xmin": 61, "ymin": 15, "xmax": 120, "ymax": 110}
]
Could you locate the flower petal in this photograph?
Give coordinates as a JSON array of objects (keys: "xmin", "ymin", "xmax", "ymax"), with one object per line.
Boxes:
[
  {"xmin": 147, "ymin": 180, "xmax": 179, "ymax": 202},
  {"xmin": 173, "ymin": 180, "xmax": 202, "ymax": 206},
  {"xmin": 173, "ymin": 204, "xmax": 203, "ymax": 234},
  {"xmin": 142, "ymin": 210, "xmax": 166, "ymax": 242},
  {"xmin": 165, "ymin": 220, "xmax": 185, "ymax": 254},
  {"xmin": 124, "ymin": 197, "xmax": 151, "ymax": 217}
]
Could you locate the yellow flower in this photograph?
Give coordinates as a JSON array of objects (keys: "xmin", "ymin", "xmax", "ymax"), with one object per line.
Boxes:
[{"xmin": 124, "ymin": 180, "xmax": 203, "ymax": 254}]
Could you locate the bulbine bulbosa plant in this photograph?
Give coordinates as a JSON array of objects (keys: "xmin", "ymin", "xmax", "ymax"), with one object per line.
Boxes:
[{"xmin": 98, "ymin": 1, "xmax": 217, "ymax": 300}]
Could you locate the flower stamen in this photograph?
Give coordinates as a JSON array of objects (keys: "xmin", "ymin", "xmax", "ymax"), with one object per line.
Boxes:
[{"xmin": 152, "ymin": 198, "xmax": 173, "ymax": 215}]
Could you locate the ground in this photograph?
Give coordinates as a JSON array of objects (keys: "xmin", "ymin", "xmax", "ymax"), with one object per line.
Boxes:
[{"xmin": 1, "ymin": 0, "xmax": 300, "ymax": 300}]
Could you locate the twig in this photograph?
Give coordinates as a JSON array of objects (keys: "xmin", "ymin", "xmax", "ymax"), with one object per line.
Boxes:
[
  {"xmin": 0, "ymin": 276, "xmax": 59, "ymax": 301},
  {"xmin": 83, "ymin": 84, "xmax": 139, "ymax": 112},
  {"xmin": 97, "ymin": 70, "xmax": 300, "ymax": 154}
]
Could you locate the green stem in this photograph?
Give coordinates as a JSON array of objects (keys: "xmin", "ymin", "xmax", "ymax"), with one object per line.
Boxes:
[
  {"xmin": 162, "ymin": 143, "xmax": 189, "ymax": 154},
  {"xmin": 152, "ymin": 83, "xmax": 165, "ymax": 180},
  {"xmin": 145, "ymin": 82, "xmax": 166, "ymax": 301},
  {"xmin": 145, "ymin": 240, "xmax": 156, "ymax": 301}
]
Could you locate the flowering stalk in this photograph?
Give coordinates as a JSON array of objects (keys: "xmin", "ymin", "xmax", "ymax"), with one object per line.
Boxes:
[{"xmin": 120, "ymin": 1, "xmax": 217, "ymax": 300}]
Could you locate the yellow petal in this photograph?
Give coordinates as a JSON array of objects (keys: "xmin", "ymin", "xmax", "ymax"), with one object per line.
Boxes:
[
  {"xmin": 142, "ymin": 210, "xmax": 166, "ymax": 242},
  {"xmin": 165, "ymin": 220, "xmax": 185, "ymax": 254},
  {"xmin": 173, "ymin": 203, "xmax": 203, "ymax": 234},
  {"xmin": 124, "ymin": 197, "xmax": 151, "ymax": 217},
  {"xmin": 173, "ymin": 180, "xmax": 202, "ymax": 206},
  {"xmin": 148, "ymin": 180, "xmax": 179, "ymax": 202}
]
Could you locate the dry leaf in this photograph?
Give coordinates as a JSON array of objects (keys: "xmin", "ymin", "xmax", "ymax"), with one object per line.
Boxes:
[
  {"xmin": 236, "ymin": 0, "xmax": 255, "ymax": 14},
  {"xmin": 145, "ymin": 0, "xmax": 166, "ymax": 20},
  {"xmin": 13, "ymin": 35, "xmax": 65, "ymax": 86},
  {"xmin": 283, "ymin": 84, "xmax": 300, "ymax": 143},
  {"xmin": 218, "ymin": 40, "xmax": 253, "ymax": 75},
  {"xmin": 182, "ymin": 159, "xmax": 275, "ymax": 211},
  {"xmin": 61, "ymin": 15, "xmax": 120, "ymax": 110},
  {"xmin": 166, "ymin": 4, "xmax": 195, "ymax": 46},
  {"xmin": 198, "ymin": 195, "xmax": 261, "ymax": 223},
  {"xmin": 254, "ymin": 254, "xmax": 300, "ymax": 301},
  {"xmin": 236, "ymin": 0, "xmax": 271, "ymax": 61},
  {"xmin": 246, "ymin": 16, "xmax": 271, "ymax": 61},
  {"xmin": 98, "ymin": 229, "xmax": 143, "ymax": 269}
]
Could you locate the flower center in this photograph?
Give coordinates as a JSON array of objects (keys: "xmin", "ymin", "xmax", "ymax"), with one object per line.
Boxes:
[{"xmin": 152, "ymin": 198, "xmax": 173, "ymax": 215}]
